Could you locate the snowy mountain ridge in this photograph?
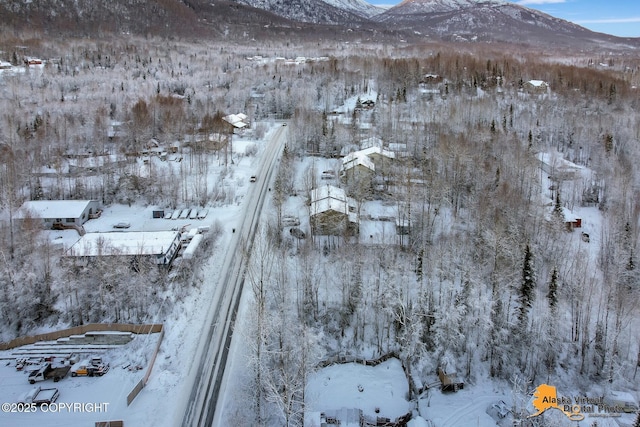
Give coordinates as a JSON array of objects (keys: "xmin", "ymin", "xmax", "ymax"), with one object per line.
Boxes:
[
  {"xmin": 374, "ymin": 0, "xmax": 637, "ymax": 48},
  {"xmin": 322, "ymin": 0, "xmax": 385, "ymax": 18},
  {"xmin": 0, "ymin": 0, "xmax": 637, "ymax": 48},
  {"xmin": 233, "ymin": 0, "xmax": 371, "ymax": 24},
  {"xmin": 389, "ymin": 0, "xmax": 508, "ymax": 14}
]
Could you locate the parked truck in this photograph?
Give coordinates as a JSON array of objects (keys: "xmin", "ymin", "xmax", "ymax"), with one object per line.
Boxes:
[
  {"xmin": 20, "ymin": 386, "xmax": 60, "ymax": 405},
  {"xmin": 71, "ymin": 358, "xmax": 110, "ymax": 377},
  {"xmin": 28, "ymin": 363, "xmax": 71, "ymax": 384}
]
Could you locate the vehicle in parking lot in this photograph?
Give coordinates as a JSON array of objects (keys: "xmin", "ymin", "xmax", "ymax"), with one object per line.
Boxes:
[
  {"xmin": 28, "ymin": 363, "xmax": 71, "ymax": 384},
  {"xmin": 20, "ymin": 386, "xmax": 59, "ymax": 405},
  {"xmin": 71, "ymin": 358, "xmax": 110, "ymax": 377},
  {"xmin": 113, "ymin": 222, "xmax": 131, "ymax": 229}
]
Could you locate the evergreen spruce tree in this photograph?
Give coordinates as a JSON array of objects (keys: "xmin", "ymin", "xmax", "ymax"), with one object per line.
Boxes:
[
  {"xmin": 553, "ymin": 190, "xmax": 564, "ymax": 224},
  {"xmin": 547, "ymin": 266, "xmax": 558, "ymax": 313},
  {"xmin": 632, "ymin": 409, "xmax": 640, "ymax": 427},
  {"xmin": 517, "ymin": 244, "xmax": 535, "ymax": 327},
  {"xmin": 416, "ymin": 248, "xmax": 424, "ymax": 281},
  {"xmin": 545, "ymin": 266, "xmax": 559, "ymax": 372}
]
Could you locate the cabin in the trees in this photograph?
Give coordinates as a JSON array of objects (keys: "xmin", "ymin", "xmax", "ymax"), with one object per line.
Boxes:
[
  {"xmin": 107, "ymin": 120, "xmax": 126, "ymax": 141},
  {"xmin": 438, "ymin": 367, "xmax": 464, "ymax": 392},
  {"xmin": 538, "ymin": 152, "xmax": 582, "ymax": 181},
  {"xmin": 310, "ymin": 185, "xmax": 358, "ymax": 236},
  {"xmin": 562, "ymin": 208, "xmax": 582, "ymax": 230},
  {"xmin": 67, "ymin": 231, "xmax": 181, "ymax": 267},
  {"xmin": 222, "ymin": 113, "xmax": 249, "ymax": 133},
  {"xmin": 524, "ymin": 79, "xmax": 549, "ymax": 94},
  {"xmin": 24, "ymin": 57, "xmax": 43, "ymax": 66},
  {"xmin": 16, "ymin": 200, "xmax": 101, "ymax": 229}
]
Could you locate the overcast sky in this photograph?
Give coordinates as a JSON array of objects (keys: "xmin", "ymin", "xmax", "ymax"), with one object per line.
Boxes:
[{"xmin": 367, "ymin": 0, "xmax": 640, "ymax": 38}]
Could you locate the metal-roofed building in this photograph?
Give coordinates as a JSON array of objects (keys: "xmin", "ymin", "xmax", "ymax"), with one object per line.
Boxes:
[
  {"xmin": 15, "ymin": 200, "xmax": 100, "ymax": 228},
  {"xmin": 67, "ymin": 231, "xmax": 181, "ymax": 266}
]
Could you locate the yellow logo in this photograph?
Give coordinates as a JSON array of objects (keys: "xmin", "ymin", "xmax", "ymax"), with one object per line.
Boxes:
[{"xmin": 529, "ymin": 384, "xmax": 585, "ymax": 421}]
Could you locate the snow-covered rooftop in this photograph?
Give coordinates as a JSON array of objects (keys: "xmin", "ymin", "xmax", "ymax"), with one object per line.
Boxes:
[
  {"xmin": 68, "ymin": 231, "xmax": 179, "ymax": 257},
  {"xmin": 310, "ymin": 185, "xmax": 357, "ymax": 222},
  {"xmin": 222, "ymin": 113, "xmax": 248, "ymax": 128},
  {"xmin": 15, "ymin": 200, "xmax": 97, "ymax": 220},
  {"xmin": 342, "ymin": 146, "xmax": 395, "ymax": 172},
  {"xmin": 342, "ymin": 154, "xmax": 375, "ymax": 172},
  {"xmin": 527, "ymin": 79, "xmax": 547, "ymax": 87},
  {"xmin": 538, "ymin": 151, "xmax": 583, "ymax": 174}
]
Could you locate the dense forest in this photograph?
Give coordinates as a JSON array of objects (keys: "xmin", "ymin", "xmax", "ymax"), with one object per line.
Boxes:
[{"xmin": 1, "ymin": 35, "xmax": 639, "ymax": 425}]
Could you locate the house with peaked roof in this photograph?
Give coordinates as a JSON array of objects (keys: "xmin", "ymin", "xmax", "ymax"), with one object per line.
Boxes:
[
  {"xmin": 538, "ymin": 151, "xmax": 582, "ymax": 181},
  {"xmin": 341, "ymin": 145, "xmax": 396, "ymax": 184},
  {"xmin": 222, "ymin": 113, "xmax": 249, "ymax": 131},
  {"xmin": 310, "ymin": 185, "xmax": 358, "ymax": 236},
  {"xmin": 524, "ymin": 79, "xmax": 549, "ymax": 94},
  {"xmin": 341, "ymin": 153, "xmax": 375, "ymax": 183},
  {"xmin": 15, "ymin": 200, "xmax": 101, "ymax": 228},
  {"xmin": 359, "ymin": 146, "xmax": 395, "ymax": 170}
]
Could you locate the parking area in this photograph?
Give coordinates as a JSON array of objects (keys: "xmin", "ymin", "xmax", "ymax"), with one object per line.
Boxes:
[{"xmin": 0, "ymin": 330, "xmax": 161, "ymax": 427}]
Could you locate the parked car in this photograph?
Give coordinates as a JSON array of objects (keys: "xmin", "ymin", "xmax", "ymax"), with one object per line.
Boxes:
[
  {"xmin": 250, "ymin": 175, "xmax": 257, "ymax": 182},
  {"xmin": 290, "ymin": 228, "xmax": 306, "ymax": 239},
  {"xmin": 486, "ymin": 400, "xmax": 511, "ymax": 421},
  {"xmin": 113, "ymin": 222, "xmax": 131, "ymax": 229}
]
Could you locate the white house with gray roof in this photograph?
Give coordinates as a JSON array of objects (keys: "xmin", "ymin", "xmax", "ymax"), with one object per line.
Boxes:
[{"xmin": 15, "ymin": 200, "xmax": 100, "ymax": 228}]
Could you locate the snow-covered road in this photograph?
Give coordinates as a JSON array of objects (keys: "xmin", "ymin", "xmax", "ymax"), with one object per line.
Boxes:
[{"xmin": 180, "ymin": 124, "xmax": 288, "ymax": 427}]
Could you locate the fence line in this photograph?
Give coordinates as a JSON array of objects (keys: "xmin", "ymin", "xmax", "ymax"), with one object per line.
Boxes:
[
  {"xmin": 0, "ymin": 323, "xmax": 163, "ymax": 351},
  {"xmin": 127, "ymin": 326, "xmax": 165, "ymax": 405}
]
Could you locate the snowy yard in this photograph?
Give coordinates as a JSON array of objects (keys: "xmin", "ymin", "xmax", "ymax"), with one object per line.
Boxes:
[{"xmin": 305, "ymin": 358, "xmax": 413, "ymax": 424}]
